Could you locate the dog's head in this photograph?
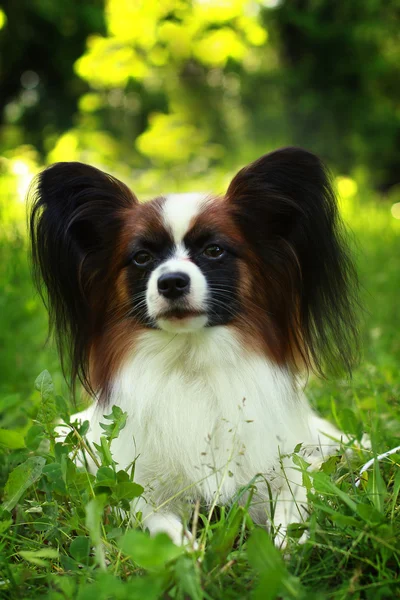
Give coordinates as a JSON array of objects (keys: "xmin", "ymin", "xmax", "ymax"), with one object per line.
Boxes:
[{"xmin": 29, "ymin": 148, "xmax": 359, "ymax": 399}]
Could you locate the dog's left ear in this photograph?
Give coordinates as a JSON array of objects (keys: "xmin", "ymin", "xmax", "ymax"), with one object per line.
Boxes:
[{"xmin": 226, "ymin": 147, "xmax": 359, "ymax": 376}]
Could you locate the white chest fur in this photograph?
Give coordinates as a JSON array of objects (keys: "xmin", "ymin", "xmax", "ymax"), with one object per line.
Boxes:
[{"xmin": 86, "ymin": 327, "xmax": 315, "ymax": 505}]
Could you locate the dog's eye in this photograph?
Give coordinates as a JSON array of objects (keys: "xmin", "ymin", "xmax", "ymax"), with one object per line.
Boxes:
[
  {"xmin": 133, "ymin": 251, "xmax": 153, "ymax": 266},
  {"xmin": 203, "ymin": 244, "xmax": 225, "ymax": 259}
]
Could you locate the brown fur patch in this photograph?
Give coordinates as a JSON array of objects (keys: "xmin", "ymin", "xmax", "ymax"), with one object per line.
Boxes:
[{"xmin": 89, "ymin": 196, "xmax": 168, "ymax": 400}]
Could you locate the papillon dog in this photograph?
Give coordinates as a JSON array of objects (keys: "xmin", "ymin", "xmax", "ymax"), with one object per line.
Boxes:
[{"xmin": 30, "ymin": 147, "xmax": 359, "ymax": 546}]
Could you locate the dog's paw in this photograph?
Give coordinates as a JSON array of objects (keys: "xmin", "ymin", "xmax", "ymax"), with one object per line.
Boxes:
[{"xmin": 144, "ymin": 512, "xmax": 198, "ymax": 549}]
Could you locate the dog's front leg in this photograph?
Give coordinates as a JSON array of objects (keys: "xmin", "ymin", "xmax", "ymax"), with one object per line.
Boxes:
[
  {"xmin": 271, "ymin": 461, "xmax": 309, "ymax": 548},
  {"xmin": 131, "ymin": 488, "xmax": 196, "ymax": 547}
]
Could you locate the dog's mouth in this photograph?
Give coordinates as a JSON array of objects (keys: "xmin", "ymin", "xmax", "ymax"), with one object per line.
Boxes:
[
  {"xmin": 157, "ymin": 308, "xmax": 206, "ymax": 321},
  {"xmin": 155, "ymin": 306, "xmax": 208, "ymax": 333}
]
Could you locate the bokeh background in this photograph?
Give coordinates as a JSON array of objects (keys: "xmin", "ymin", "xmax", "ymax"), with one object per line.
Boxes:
[{"xmin": 0, "ymin": 0, "xmax": 399, "ymax": 427}]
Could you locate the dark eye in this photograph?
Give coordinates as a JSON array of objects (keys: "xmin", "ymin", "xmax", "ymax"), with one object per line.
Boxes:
[
  {"xmin": 203, "ymin": 244, "xmax": 225, "ymax": 259},
  {"xmin": 133, "ymin": 251, "xmax": 153, "ymax": 267}
]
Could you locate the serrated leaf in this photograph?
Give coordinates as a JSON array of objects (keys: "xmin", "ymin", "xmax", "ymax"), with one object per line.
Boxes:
[
  {"xmin": 35, "ymin": 370, "xmax": 58, "ymax": 424},
  {"xmin": 119, "ymin": 530, "xmax": 183, "ymax": 569},
  {"xmin": 0, "ymin": 428, "xmax": 25, "ymax": 449},
  {"xmin": 100, "ymin": 406, "xmax": 127, "ymax": 441},
  {"xmin": 93, "ymin": 437, "xmax": 114, "ymax": 467},
  {"xmin": 2, "ymin": 456, "xmax": 46, "ymax": 511}
]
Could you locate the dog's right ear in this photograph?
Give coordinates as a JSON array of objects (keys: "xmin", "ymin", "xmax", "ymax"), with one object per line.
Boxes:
[{"xmin": 29, "ymin": 161, "xmax": 138, "ymax": 394}]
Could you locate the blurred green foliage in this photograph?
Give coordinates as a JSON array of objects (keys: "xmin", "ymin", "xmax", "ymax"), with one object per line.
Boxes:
[{"xmin": 1, "ymin": 0, "xmax": 400, "ymax": 194}]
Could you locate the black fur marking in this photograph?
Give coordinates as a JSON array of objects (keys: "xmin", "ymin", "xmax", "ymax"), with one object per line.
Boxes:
[
  {"xmin": 183, "ymin": 230, "xmax": 241, "ymax": 327},
  {"xmin": 29, "ymin": 161, "xmax": 137, "ymax": 397},
  {"xmin": 125, "ymin": 232, "xmax": 175, "ymax": 328}
]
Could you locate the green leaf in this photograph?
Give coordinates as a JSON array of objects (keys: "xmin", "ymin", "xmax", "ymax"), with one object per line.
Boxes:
[
  {"xmin": 247, "ymin": 528, "xmax": 286, "ymax": 600},
  {"xmin": 390, "ymin": 468, "xmax": 400, "ymax": 521},
  {"xmin": 286, "ymin": 522, "xmax": 308, "ymax": 539},
  {"xmin": 370, "ymin": 458, "xmax": 387, "ymax": 513},
  {"xmin": 124, "ymin": 574, "xmax": 165, "ymax": 600},
  {"xmin": 291, "ymin": 453, "xmax": 312, "ymax": 491},
  {"xmin": 320, "ymin": 455, "xmax": 340, "ymax": 475},
  {"xmin": 25, "ymin": 423, "xmax": 45, "ymax": 450},
  {"xmin": 356, "ymin": 503, "xmax": 384, "ymax": 524},
  {"xmin": 247, "ymin": 528, "xmax": 284, "ymax": 574},
  {"xmin": 43, "ymin": 462, "xmax": 67, "ymax": 494},
  {"xmin": 118, "ymin": 529, "xmax": 183, "ymax": 569},
  {"xmin": 311, "ymin": 471, "xmax": 357, "ymax": 512},
  {"xmin": 95, "ymin": 466, "xmax": 117, "ymax": 488},
  {"xmin": 19, "ymin": 548, "xmax": 58, "ymax": 567},
  {"xmin": 339, "ymin": 408, "xmax": 363, "ymax": 439},
  {"xmin": 174, "ymin": 555, "xmax": 203, "ymax": 600},
  {"xmin": 205, "ymin": 505, "xmax": 242, "ymax": 569},
  {"xmin": 116, "ymin": 469, "xmax": 130, "ymax": 482},
  {"xmin": 70, "ymin": 536, "xmax": 91, "ymax": 565},
  {"xmin": 113, "ymin": 481, "xmax": 144, "ymax": 501},
  {"xmin": 85, "ymin": 495, "xmax": 107, "ymax": 570},
  {"xmin": 0, "ymin": 519, "xmax": 13, "ymax": 534},
  {"xmin": 76, "ymin": 573, "xmax": 163, "ymax": 600},
  {"xmin": 100, "ymin": 406, "xmax": 127, "ymax": 441},
  {"xmin": 2, "ymin": 456, "xmax": 46, "ymax": 511},
  {"xmin": 330, "ymin": 513, "xmax": 362, "ymax": 529},
  {"xmin": 55, "ymin": 394, "xmax": 70, "ymax": 422},
  {"xmin": 0, "ymin": 428, "xmax": 25, "ymax": 449},
  {"xmin": 93, "ymin": 437, "xmax": 114, "ymax": 467},
  {"xmin": 35, "ymin": 370, "xmax": 57, "ymax": 424}
]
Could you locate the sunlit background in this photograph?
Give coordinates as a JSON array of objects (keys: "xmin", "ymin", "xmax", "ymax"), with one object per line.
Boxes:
[{"xmin": 0, "ymin": 0, "xmax": 399, "ymax": 412}]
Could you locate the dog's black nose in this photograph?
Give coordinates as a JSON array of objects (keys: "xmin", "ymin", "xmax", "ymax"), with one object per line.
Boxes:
[{"xmin": 157, "ymin": 272, "xmax": 190, "ymax": 299}]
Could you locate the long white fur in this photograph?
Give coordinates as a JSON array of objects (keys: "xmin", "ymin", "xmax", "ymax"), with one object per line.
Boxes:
[{"xmin": 69, "ymin": 327, "xmax": 346, "ymax": 546}]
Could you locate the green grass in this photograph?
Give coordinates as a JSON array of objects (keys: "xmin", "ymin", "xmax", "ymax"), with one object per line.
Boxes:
[{"xmin": 0, "ymin": 186, "xmax": 399, "ymax": 599}]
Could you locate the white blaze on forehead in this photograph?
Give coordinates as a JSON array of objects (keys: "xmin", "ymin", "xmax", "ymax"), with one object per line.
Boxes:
[{"xmin": 163, "ymin": 193, "xmax": 207, "ymax": 244}]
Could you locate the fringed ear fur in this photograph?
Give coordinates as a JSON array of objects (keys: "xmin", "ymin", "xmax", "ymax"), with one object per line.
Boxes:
[
  {"xmin": 226, "ymin": 147, "xmax": 359, "ymax": 376},
  {"xmin": 29, "ymin": 161, "xmax": 138, "ymax": 396}
]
